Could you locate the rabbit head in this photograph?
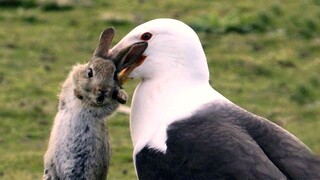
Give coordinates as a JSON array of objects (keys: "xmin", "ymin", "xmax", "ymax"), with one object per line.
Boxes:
[{"xmin": 72, "ymin": 28, "xmax": 147, "ymax": 106}]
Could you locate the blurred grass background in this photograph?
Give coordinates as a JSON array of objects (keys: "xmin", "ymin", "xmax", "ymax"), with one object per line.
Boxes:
[{"xmin": 0, "ymin": 0, "xmax": 319, "ymax": 179}]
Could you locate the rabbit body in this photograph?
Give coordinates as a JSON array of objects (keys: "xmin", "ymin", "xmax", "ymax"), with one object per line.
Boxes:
[
  {"xmin": 43, "ymin": 27, "xmax": 147, "ymax": 180},
  {"xmin": 43, "ymin": 28, "xmax": 128, "ymax": 180},
  {"xmin": 43, "ymin": 61, "xmax": 123, "ymax": 180}
]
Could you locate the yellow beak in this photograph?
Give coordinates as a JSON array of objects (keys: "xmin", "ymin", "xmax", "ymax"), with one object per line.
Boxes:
[{"xmin": 118, "ymin": 55, "xmax": 147, "ymax": 85}]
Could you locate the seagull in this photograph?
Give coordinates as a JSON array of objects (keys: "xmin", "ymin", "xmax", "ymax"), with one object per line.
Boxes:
[{"xmin": 111, "ymin": 18, "xmax": 320, "ymax": 179}]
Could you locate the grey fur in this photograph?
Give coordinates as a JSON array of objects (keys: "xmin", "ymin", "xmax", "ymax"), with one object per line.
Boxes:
[
  {"xmin": 43, "ymin": 28, "xmax": 126, "ymax": 180},
  {"xmin": 43, "ymin": 27, "xmax": 147, "ymax": 180}
]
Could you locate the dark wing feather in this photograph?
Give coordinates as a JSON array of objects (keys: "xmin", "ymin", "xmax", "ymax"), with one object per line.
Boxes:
[
  {"xmin": 166, "ymin": 113, "xmax": 286, "ymax": 180},
  {"xmin": 135, "ymin": 102, "xmax": 320, "ymax": 180},
  {"xmin": 230, "ymin": 104, "xmax": 320, "ymax": 179}
]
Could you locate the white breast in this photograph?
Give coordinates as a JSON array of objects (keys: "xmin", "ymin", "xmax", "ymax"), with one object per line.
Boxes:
[{"xmin": 130, "ymin": 77, "xmax": 229, "ymax": 155}]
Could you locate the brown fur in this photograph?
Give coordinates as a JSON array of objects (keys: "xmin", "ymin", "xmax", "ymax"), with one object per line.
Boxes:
[{"xmin": 43, "ymin": 27, "xmax": 145, "ymax": 180}]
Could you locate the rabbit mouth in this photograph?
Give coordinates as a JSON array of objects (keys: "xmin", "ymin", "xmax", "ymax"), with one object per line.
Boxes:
[{"xmin": 96, "ymin": 95, "xmax": 105, "ymax": 105}]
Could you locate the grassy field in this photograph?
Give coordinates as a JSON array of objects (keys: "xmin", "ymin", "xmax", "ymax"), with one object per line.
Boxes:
[{"xmin": 0, "ymin": 0, "xmax": 319, "ymax": 179}]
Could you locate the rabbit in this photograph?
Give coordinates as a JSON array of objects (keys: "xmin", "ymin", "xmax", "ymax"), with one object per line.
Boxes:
[{"xmin": 43, "ymin": 28, "xmax": 147, "ymax": 180}]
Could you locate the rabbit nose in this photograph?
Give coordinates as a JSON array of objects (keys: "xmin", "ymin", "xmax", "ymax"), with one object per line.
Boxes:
[{"xmin": 99, "ymin": 89, "xmax": 107, "ymax": 95}]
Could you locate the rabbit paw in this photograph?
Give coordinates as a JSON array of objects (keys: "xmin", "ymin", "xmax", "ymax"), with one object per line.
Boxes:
[{"xmin": 116, "ymin": 89, "xmax": 127, "ymax": 104}]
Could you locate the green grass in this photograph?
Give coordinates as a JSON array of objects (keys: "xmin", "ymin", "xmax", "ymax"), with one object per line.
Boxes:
[{"xmin": 0, "ymin": 0, "xmax": 319, "ymax": 179}]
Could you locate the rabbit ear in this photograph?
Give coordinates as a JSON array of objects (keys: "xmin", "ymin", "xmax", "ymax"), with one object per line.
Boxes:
[
  {"xmin": 93, "ymin": 28, "xmax": 115, "ymax": 58},
  {"xmin": 114, "ymin": 42, "xmax": 148, "ymax": 72}
]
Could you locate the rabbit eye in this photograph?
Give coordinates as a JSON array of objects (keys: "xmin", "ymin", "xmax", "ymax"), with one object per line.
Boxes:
[
  {"xmin": 140, "ymin": 32, "xmax": 152, "ymax": 41},
  {"xmin": 87, "ymin": 68, "xmax": 93, "ymax": 78}
]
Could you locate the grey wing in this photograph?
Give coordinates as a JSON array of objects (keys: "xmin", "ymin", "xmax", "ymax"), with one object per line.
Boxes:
[
  {"xmin": 167, "ymin": 119, "xmax": 287, "ymax": 179},
  {"xmin": 242, "ymin": 114, "xmax": 320, "ymax": 179},
  {"xmin": 223, "ymin": 103, "xmax": 320, "ymax": 179}
]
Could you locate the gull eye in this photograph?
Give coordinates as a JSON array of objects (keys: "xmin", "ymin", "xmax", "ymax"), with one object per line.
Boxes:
[
  {"xmin": 87, "ymin": 68, "xmax": 93, "ymax": 78},
  {"xmin": 140, "ymin": 32, "xmax": 153, "ymax": 41}
]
